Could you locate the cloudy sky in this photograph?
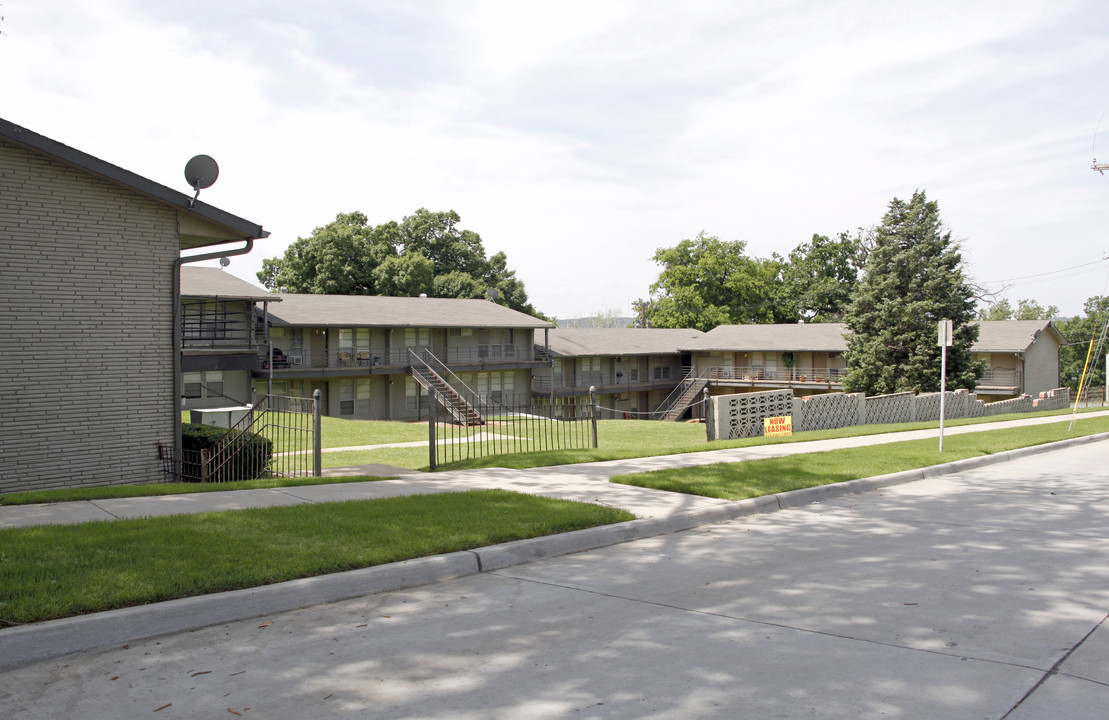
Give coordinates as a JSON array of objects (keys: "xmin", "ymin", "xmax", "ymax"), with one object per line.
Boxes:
[{"xmin": 4, "ymin": 0, "xmax": 1109, "ymax": 319}]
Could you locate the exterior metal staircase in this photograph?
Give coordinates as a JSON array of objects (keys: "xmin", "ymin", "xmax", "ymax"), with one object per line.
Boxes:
[
  {"xmin": 656, "ymin": 368, "xmax": 709, "ymax": 421},
  {"xmin": 408, "ymin": 349, "xmax": 486, "ymax": 426}
]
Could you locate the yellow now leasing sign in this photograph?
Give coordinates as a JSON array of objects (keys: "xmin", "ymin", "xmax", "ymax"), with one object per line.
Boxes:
[{"xmin": 764, "ymin": 416, "xmax": 793, "ymax": 437}]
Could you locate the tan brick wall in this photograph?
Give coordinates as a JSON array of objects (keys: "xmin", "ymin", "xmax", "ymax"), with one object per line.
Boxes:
[{"xmin": 0, "ymin": 139, "xmax": 179, "ymax": 493}]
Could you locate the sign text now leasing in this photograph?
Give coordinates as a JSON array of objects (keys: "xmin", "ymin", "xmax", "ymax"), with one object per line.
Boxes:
[{"xmin": 763, "ymin": 416, "xmax": 793, "ymax": 437}]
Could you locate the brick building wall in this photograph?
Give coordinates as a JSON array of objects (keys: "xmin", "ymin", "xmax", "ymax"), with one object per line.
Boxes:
[{"xmin": 0, "ymin": 138, "xmax": 179, "ymax": 492}]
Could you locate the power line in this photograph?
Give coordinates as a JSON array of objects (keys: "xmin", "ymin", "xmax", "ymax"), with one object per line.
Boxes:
[{"xmin": 977, "ymin": 257, "xmax": 1108, "ymax": 287}]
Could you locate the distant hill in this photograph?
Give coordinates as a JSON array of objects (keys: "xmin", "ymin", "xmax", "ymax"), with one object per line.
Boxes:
[{"xmin": 556, "ymin": 316, "xmax": 636, "ymax": 328}]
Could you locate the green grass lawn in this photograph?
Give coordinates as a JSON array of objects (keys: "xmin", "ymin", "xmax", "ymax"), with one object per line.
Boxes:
[
  {"xmin": 7, "ymin": 408, "xmax": 1104, "ymax": 505},
  {"xmin": 0, "ymin": 490, "xmax": 634, "ymax": 625},
  {"xmin": 613, "ymin": 416, "xmax": 1109, "ymax": 500},
  {"xmin": 422, "ymin": 407, "xmax": 1107, "ymax": 471}
]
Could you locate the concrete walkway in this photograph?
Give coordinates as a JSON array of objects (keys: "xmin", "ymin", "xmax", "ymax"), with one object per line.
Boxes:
[{"xmin": 2, "ymin": 426, "xmax": 1109, "ymax": 717}]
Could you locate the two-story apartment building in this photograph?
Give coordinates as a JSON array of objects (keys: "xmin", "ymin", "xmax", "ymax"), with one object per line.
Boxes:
[
  {"xmin": 180, "ymin": 266, "xmax": 280, "ymax": 412},
  {"xmin": 0, "ymin": 118, "xmax": 268, "ymax": 494},
  {"xmin": 682, "ymin": 323, "xmax": 850, "ymax": 397},
  {"xmin": 255, "ymin": 293, "xmax": 554, "ymax": 420},
  {"xmin": 681, "ymin": 321, "xmax": 1063, "ymax": 401},
  {"xmin": 531, "ymin": 328, "xmax": 705, "ymax": 417},
  {"xmin": 971, "ymin": 320, "xmax": 1066, "ymax": 400}
]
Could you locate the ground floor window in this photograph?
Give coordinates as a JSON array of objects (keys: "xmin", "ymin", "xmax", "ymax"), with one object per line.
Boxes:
[
  {"xmin": 183, "ymin": 371, "xmax": 224, "ymax": 401},
  {"xmin": 339, "ymin": 378, "xmax": 372, "ymax": 415}
]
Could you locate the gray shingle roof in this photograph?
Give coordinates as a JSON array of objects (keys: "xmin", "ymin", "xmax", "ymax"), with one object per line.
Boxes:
[
  {"xmin": 683, "ymin": 323, "xmax": 850, "ymax": 352},
  {"xmin": 180, "ymin": 267, "xmax": 280, "ymax": 301},
  {"xmin": 971, "ymin": 320, "xmax": 1065, "ymax": 352},
  {"xmin": 544, "ymin": 328, "xmax": 706, "ymax": 357},
  {"xmin": 266, "ymin": 293, "xmax": 554, "ymax": 329},
  {"xmin": 674, "ymin": 320, "xmax": 1065, "ymax": 354}
]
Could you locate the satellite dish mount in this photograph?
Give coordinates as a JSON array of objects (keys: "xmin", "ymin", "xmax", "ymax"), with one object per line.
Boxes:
[{"xmin": 184, "ymin": 154, "xmax": 219, "ymax": 208}]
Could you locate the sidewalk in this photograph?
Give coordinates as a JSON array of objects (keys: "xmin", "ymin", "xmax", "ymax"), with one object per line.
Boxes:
[{"xmin": 3, "ymin": 410, "xmax": 1108, "ymax": 530}]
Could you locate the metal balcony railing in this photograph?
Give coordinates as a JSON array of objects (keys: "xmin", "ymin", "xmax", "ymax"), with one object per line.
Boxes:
[{"xmin": 978, "ymin": 368, "xmax": 1022, "ymax": 388}]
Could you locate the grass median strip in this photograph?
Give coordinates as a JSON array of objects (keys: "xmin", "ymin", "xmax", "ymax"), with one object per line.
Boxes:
[
  {"xmin": 612, "ymin": 418, "xmax": 1109, "ymax": 501},
  {"xmin": 0, "ymin": 489, "xmax": 634, "ymax": 626}
]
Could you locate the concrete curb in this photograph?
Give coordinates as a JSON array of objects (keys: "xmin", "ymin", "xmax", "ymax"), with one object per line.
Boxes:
[{"xmin": 3, "ymin": 431, "xmax": 1107, "ymax": 672}]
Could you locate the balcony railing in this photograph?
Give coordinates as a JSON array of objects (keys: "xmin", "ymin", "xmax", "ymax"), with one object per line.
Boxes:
[
  {"xmin": 978, "ymin": 368, "xmax": 1022, "ymax": 389},
  {"xmin": 258, "ymin": 344, "xmax": 534, "ymax": 370},
  {"xmin": 531, "ymin": 370, "xmax": 679, "ymax": 392},
  {"xmin": 182, "ymin": 307, "xmax": 256, "ymax": 349},
  {"xmin": 708, "ymin": 366, "xmax": 844, "ymax": 383}
]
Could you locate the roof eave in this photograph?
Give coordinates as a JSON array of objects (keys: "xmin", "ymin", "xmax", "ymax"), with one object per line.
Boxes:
[{"xmin": 1, "ymin": 118, "xmax": 268, "ymax": 246}]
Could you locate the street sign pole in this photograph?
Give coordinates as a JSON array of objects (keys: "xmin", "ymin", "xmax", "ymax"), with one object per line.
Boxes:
[{"xmin": 938, "ymin": 319, "xmax": 953, "ymax": 452}]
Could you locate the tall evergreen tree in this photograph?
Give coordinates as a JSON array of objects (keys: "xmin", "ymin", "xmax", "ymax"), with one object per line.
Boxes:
[{"xmin": 842, "ymin": 190, "xmax": 982, "ymax": 395}]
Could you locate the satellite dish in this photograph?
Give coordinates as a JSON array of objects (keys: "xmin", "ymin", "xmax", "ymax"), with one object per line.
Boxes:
[
  {"xmin": 486, "ymin": 288, "xmax": 499, "ymax": 301},
  {"xmin": 219, "ymin": 257, "xmax": 230, "ymax": 268},
  {"xmin": 184, "ymin": 155, "xmax": 219, "ymax": 190},
  {"xmin": 184, "ymin": 154, "xmax": 219, "ymax": 207}
]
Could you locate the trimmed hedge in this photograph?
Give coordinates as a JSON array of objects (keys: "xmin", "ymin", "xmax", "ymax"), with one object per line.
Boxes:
[{"xmin": 181, "ymin": 423, "xmax": 273, "ymax": 482}]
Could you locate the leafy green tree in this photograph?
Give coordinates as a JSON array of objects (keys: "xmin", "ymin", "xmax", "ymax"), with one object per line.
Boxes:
[
  {"xmin": 372, "ymin": 252, "xmax": 434, "ymax": 296},
  {"xmin": 1058, "ymin": 296, "xmax": 1109, "ymax": 392},
  {"xmin": 977, "ymin": 298, "xmax": 1014, "ymax": 321},
  {"xmin": 258, "ymin": 209, "xmax": 544, "ymax": 316},
  {"xmin": 259, "ymin": 211, "xmax": 389, "ymax": 295},
  {"xmin": 1016, "ymin": 299, "xmax": 1060, "ymax": 321},
  {"xmin": 842, "ymin": 190, "xmax": 982, "ymax": 395},
  {"xmin": 646, "ymin": 232, "xmax": 791, "ymax": 331},
  {"xmin": 779, "ymin": 230, "xmax": 871, "ymax": 322},
  {"xmin": 977, "ymin": 298, "xmax": 1059, "ymax": 321}
]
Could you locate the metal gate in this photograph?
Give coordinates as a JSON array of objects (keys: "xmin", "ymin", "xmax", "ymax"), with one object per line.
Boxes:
[
  {"xmin": 161, "ymin": 392, "xmax": 322, "ymax": 482},
  {"xmin": 428, "ymin": 387, "xmax": 597, "ymax": 470}
]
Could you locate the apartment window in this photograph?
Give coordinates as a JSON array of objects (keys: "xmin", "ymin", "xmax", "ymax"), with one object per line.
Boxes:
[
  {"xmin": 183, "ymin": 372, "xmax": 202, "ymax": 399},
  {"xmin": 405, "ymin": 328, "xmax": 430, "ymax": 347},
  {"xmin": 183, "ymin": 371, "xmax": 223, "ymax": 400},
  {"xmin": 339, "ymin": 379, "xmax": 355, "ymax": 416}
]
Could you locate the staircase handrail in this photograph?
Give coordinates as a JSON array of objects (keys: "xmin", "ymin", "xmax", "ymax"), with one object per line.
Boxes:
[
  {"xmin": 407, "ymin": 348, "xmax": 482, "ymax": 401},
  {"xmin": 407, "ymin": 348, "xmax": 486, "ymax": 425},
  {"xmin": 653, "ymin": 365, "xmax": 702, "ymax": 417}
]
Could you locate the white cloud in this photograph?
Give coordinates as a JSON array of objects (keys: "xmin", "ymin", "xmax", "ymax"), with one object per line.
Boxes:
[{"xmin": 4, "ymin": 0, "xmax": 1109, "ymax": 319}]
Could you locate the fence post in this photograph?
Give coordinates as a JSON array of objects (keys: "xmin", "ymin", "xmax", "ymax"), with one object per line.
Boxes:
[
  {"xmin": 589, "ymin": 385, "xmax": 598, "ymax": 449},
  {"xmin": 428, "ymin": 386, "xmax": 438, "ymax": 471},
  {"xmin": 703, "ymin": 388, "xmax": 712, "ymax": 440},
  {"xmin": 313, "ymin": 389, "xmax": 322, "ymax": 477}
]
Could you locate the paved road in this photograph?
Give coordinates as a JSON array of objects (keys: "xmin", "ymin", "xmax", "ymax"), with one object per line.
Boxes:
[{"xmin": 2, "ymin": 438, "xmax": 1108, "ymax": 718}]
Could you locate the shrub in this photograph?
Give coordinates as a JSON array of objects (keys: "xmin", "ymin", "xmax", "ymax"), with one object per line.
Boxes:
[{"xmin": 181, "ymin": 423, "xmax": 273, "ymax": 482}]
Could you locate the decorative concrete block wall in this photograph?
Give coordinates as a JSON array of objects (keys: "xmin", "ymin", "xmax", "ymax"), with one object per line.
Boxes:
[
  {"xmin": 915, "ymin": 391, "xmax": 965, "ymax": 422},
  {"xmin": 1033, "ymin": 388, "xmax": 1071, "ymax": 411},
  {"xmin": 864, "ymin": 392, "xmax": 916, "ymax": 425},
  {"xmin": 708, "ymin": 386, "xmax": 1072, "ymax": 441},
  {"xmin": 707, "ymin": 389, "xmax": 793, "ymax": 440},
  {"xmin": 964, "ymin": 393, "xmax": 987, "ymax": 418},
  {"xmin": 983, "ymin": 395, "xmax": 1034, "ymax": 415},
  {"xmin": 793, "ymin": 392, "xmax": 865, "ymax": 432}
]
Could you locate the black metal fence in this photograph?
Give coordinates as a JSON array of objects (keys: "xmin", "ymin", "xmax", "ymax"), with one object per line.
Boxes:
[
  {"xmin": 428, "ymin": 389, "xmax": 597, "ymax": 470},
  {"xmin": 160, "ymin": 393, "xmax": 322, "ymax": 482}
]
